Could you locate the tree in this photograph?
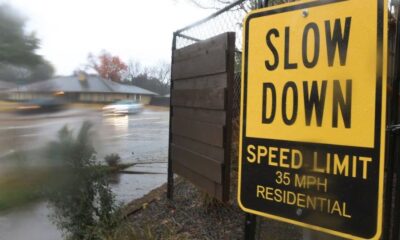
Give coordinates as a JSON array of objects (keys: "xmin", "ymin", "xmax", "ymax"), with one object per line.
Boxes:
[
  {"xmin": 125, "ymin": 61, "xmax": 171, "ymax": 95},
  {"xmin": 0, "ymin": 4, "xmax": 43, "ymax": 67},
  {"xmin": 87, "ymin": 51, "xmax": 128, "ymax": 82},
  {"xmin": 29, "ymin": 60, "xmax": 55, "ymax": 82},
  {"xmin": 184, "ymin": 0, "xmax": 237, "ymax": 9},
  {"xmin": 0, "ymin": 4, "xmax": 54, "ymax": 84},
  {"xmin": 125, "ymin": 60, "xmax": 143, "ymax": 80},
  {"xmin": 0, "ymin": 61, "xmax": 55, "ymax": 84},
  {"xmin": 148, "ymin": 61, "xmax": 171, "ymax": 95},
  {"xmin": 182, "ymin": 0, "xmax": 297, "ymax": 10}
]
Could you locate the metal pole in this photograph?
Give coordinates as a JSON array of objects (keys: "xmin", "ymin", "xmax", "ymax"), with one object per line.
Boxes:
[
  {"xmin": 382, "ymin": 7, "xmax": 400, "ymax": 240},
  {"xmin": 167, "ymin": 32, "xmax": 177, "ymax": 200},
  {"xmin": 243, "ymin": 0, "xmax": 269, "ymax": 238},
  {"xmin": 244, "ymin": 213, "xmax": 257, "ymax": 240},
  {"xmin": 389, "ymin": 8, "xmax": 400, "ymax": 239}
]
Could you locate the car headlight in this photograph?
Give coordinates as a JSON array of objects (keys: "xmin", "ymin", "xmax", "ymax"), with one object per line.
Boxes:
[{"xmin": 17, "ymin": 105, "xmax": 41, "ymax": 110}]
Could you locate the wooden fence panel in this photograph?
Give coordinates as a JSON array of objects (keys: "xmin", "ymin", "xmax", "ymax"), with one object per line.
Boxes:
[
  {"xmin": 169, "ymin": 32, "xmax": 235, "ymax": 202},
  {"xmin": 171, "ymin": 88, "xmax": 226, "ymax": 110},
  {"xmin": 171, "ymin": 117, "xmax": 224, "ymax": 147},
  {"xmin": 172, "ymin": 107, "xmax": 226, "ymax": 125}
]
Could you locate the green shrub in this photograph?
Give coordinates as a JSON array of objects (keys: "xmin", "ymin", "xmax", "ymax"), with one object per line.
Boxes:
[
  {"xmin": 104, "ymin": 154, "xmax": 121, "ymax": 167},
  {"xmin": 46, "ymin": 121, "xmax": 122, "ymax": 240}
]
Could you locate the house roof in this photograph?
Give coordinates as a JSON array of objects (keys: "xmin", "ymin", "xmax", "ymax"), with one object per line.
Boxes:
[
  {"xmin": 0, "ymin": 80, "xmax": 17, "ymax": 90},
  {"xmin": 7, "ymin": 75, "xmax": 157, "ymax": 95}
]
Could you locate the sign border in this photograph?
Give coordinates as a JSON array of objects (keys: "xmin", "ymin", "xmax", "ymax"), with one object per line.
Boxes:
[{"xmin": 237, "ymin": 0, "xmax": 387, "ymax": 239}]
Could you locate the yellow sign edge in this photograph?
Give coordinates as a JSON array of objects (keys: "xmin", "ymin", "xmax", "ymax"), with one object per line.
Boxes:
[{"xmin": 236, "ymin": 0, "xmax": 388, "ymax": 239}]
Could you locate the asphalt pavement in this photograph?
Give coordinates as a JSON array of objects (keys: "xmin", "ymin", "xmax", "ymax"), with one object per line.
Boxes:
[
  {"xmin": 0, "ymin": 105, "xmax": 170, "ymax": 240},
  {"xmin": 0, "ymin": 106, "xmax": 169, "ymax": 163}
]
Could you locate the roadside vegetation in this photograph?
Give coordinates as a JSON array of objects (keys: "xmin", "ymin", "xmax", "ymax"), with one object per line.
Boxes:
[
  {"xmin": 0, "ymin": 122, "xmax": 140, "ymax": 240},
  {"xmin": 0, "ymin": 167, "xmax": 54, "ymax": 211},
  {"xmin": 45, "ymin": 122, "xmax": 121, "ymax": 240}
]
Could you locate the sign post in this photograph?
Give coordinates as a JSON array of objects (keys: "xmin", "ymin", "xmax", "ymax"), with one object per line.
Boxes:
[{"xmin": 238, "ymin": 0, "xmax": 388, "ymax": 239}]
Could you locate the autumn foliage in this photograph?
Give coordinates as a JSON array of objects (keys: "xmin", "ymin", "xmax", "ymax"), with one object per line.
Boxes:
[
  {"xmin": 85, "ymin": 51, "xmax": 171, "ymax": 94},
  {"xmin": 88, "ymin": 52, "xmax": 128, "ymax": 82}
]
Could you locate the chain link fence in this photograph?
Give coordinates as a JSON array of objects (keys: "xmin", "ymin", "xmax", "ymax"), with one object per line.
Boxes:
[
  {"xmin": 173, "ymin": 0, "xmax": 253, "ymax": 136},
  {"xmin": 175, "ymin": 0, "xmax": 253, "ymax": 51},
  {"xmin": 171, "ymin": 1, "xmax": 307, "ymax": 238},
  {"xmin": 171, "ymin": 1, "xmax": 400, "ymax": 239},
  {"xmin": 174, "ymin": 0, "xmax": 298, "ymax": 52},
  {"xmin": 173, "ymin": 0, "xmax": 299, "ymax": 121},
  {"xmin": 172, "ymin": 0, "xmax": 301, "ymax": 168}
]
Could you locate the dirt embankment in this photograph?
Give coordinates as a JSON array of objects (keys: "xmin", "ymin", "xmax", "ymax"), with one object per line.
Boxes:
[{"xmin": 123, "ymin": 174, "xmax": 304, "ymax": 240}]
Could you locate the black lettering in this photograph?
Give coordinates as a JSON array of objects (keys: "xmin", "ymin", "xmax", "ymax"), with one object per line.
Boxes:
[
  {"xmin": 302, "ymin": 23, "xmax": 320, "ymax": 68},
  {"xmin": 262, "ymin": 83, "xmax": 276, "ymax": 124},
  {"xmin": 265, "ymin": 29, "xmax": 280, "ymax": 71},
  {"xmin": 303, "ymin": 81, "xmax": 327, "ymax": 127},
  {"xmin": 332, "ymin": 80, "xmax": 352, "ymax": 128},
  {"xmin": 325, "ymin": 17, "xmax": 352, "ymax": 66},
  {"xmin": 284, "ymin": 27, "xmax": 298, "ymax": 69},
  {"xmin": 282, "ymin": 81, "xmax": 298, "ymax": 125}
]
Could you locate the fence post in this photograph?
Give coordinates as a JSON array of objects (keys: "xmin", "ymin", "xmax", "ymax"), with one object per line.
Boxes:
[
  {"xmin": 384, "ymin": 4, "xmax": 400, "ymax": 239},
  {"xmin": 167, "ymin": 32, "xmax": 177, "ymax": 200},
  {"xmin": 244, "ymin": 213, "xmax": 258, "ymax": 240},
  {"xmin": 242, "ymin": 1, "xmax": 268, "ymax": 239}
]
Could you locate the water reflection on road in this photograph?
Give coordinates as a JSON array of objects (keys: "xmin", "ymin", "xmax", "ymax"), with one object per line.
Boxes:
[
  {"xmin": 0, "ymin": 106, "xmax": 169, "ymax": 240},
  {"xmin": 0, "ymin": 202, "xmax": 62, "ymax": 240}
]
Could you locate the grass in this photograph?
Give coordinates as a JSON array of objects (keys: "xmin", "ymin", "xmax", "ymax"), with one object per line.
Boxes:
[
  {"xmin": 0, "ymin": 168, "xmax": 54, "ymax": 211},
  {"xmin": 0, "ymin": 162, "xmax": 135, "ymax": 212},
  {"xmin": 103, "ymin": 221, "xmax": 188, "ymax": 240}
]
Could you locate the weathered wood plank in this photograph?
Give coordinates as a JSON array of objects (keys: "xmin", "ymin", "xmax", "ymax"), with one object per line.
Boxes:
[
  {"xmin": 172, "ymin": 48, "xmax": 227, "ymax": 80},
  {"xmin": 172, "ymin": 135, "xmax": 224, "ymax": 163},
  {"xmin": 174, "ymin": 33, "xmax": 229, "ymax": 62},
  {"xmin": 171, "ymin": 117, "xmax": 224, "ymax": 147},
  {"xmin": 171, "ymin": 144, "xmax": 222, "ymax": 183},
  {"xmin": 173, "ymin": 107, "xmax": 226, "ymax": 125},
  {"xmin": 173, "ymin": 73, "xmax": 227, "ymax": 90},
  {"xmin": 168, "ymin": 32, "xmax": 235, "ymax": 203},
  {"xmin": 172, "ymin": 160, "xmax": 223, "ymax": 200},
  {"xmin": 171, "ymin": 88, "xmax": 225, "ymax": 110}
]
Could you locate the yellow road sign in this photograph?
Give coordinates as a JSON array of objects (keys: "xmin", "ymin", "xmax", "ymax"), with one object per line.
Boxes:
[{"xmin": 238, "ymin": 0, "xmax": 387, "ymax": 239}]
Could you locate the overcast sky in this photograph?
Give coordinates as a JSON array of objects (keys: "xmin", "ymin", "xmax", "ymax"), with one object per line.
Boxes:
[{"xmin": 1, "ymin": 0, "xmax": 213, "ymax": 75}]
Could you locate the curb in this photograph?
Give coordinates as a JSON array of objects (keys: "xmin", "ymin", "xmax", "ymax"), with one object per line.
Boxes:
[{"xmin": 123, "ymin": 177, "xmax": 182, "ymax": 217}]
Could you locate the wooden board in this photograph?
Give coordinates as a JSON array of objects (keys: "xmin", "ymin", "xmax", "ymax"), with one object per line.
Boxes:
[
  {"xmin": 172, "ymin": 135, "xmax": 225, "ymax": 162},
  {"xmin": 171, "ymin": 88, "xmax": 225, "ymax": 110},
  {"xmin": 173, "ymin": 73, "xmax": 228, "ymax": 90},
  {"xmin": 173, "ymin": 33, "xmax": 230, "ymax": 62},
  {"xmin": 169, "ymin": 32, "xmax": 235, "ymax": 202},
  {"xmin": 172, "ymin": 48, "xmax": 227, "ymax": 80},
  {"xmin": 171, "ymin": 117, "xmax": 224, "ymax": 147},
  {"xmin": 171, "ymin": 144, "xmax": 222, "ymax": 183},
  {"xmin": 172, "ymin": 107, "xmax": 226, "ymax": 125},
  {"xmin": 172, "ymin": 161, "xmax": 223, "ymax": 200}
]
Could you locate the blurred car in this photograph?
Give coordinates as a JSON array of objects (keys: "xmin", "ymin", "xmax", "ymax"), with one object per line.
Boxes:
[
  {"xmin": 102, "ymin": 100, "xmax": 143, "ymax": 115},
  {"xmin": 16, "ymin": 98, "xmax": 66, "ymax": 113}
]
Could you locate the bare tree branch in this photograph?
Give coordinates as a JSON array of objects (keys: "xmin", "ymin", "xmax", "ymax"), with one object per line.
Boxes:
[{"xmin": 185, "ymin": 0, "xmax": 299, "ymax": 10}]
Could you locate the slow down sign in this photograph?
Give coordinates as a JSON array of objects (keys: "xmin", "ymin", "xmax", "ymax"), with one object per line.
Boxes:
[{"xmin": 238, "ymin": 0, "xmax": 388, "ymax": 239}]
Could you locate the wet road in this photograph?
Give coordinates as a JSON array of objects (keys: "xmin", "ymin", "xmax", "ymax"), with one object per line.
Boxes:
[
  {"xmin": 0, "ymin": 106, "xmax": 169, "ymax": 162},
  {"xmin": 0, "ymin": 106, "xmax": 169, "ymax": 240}
]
